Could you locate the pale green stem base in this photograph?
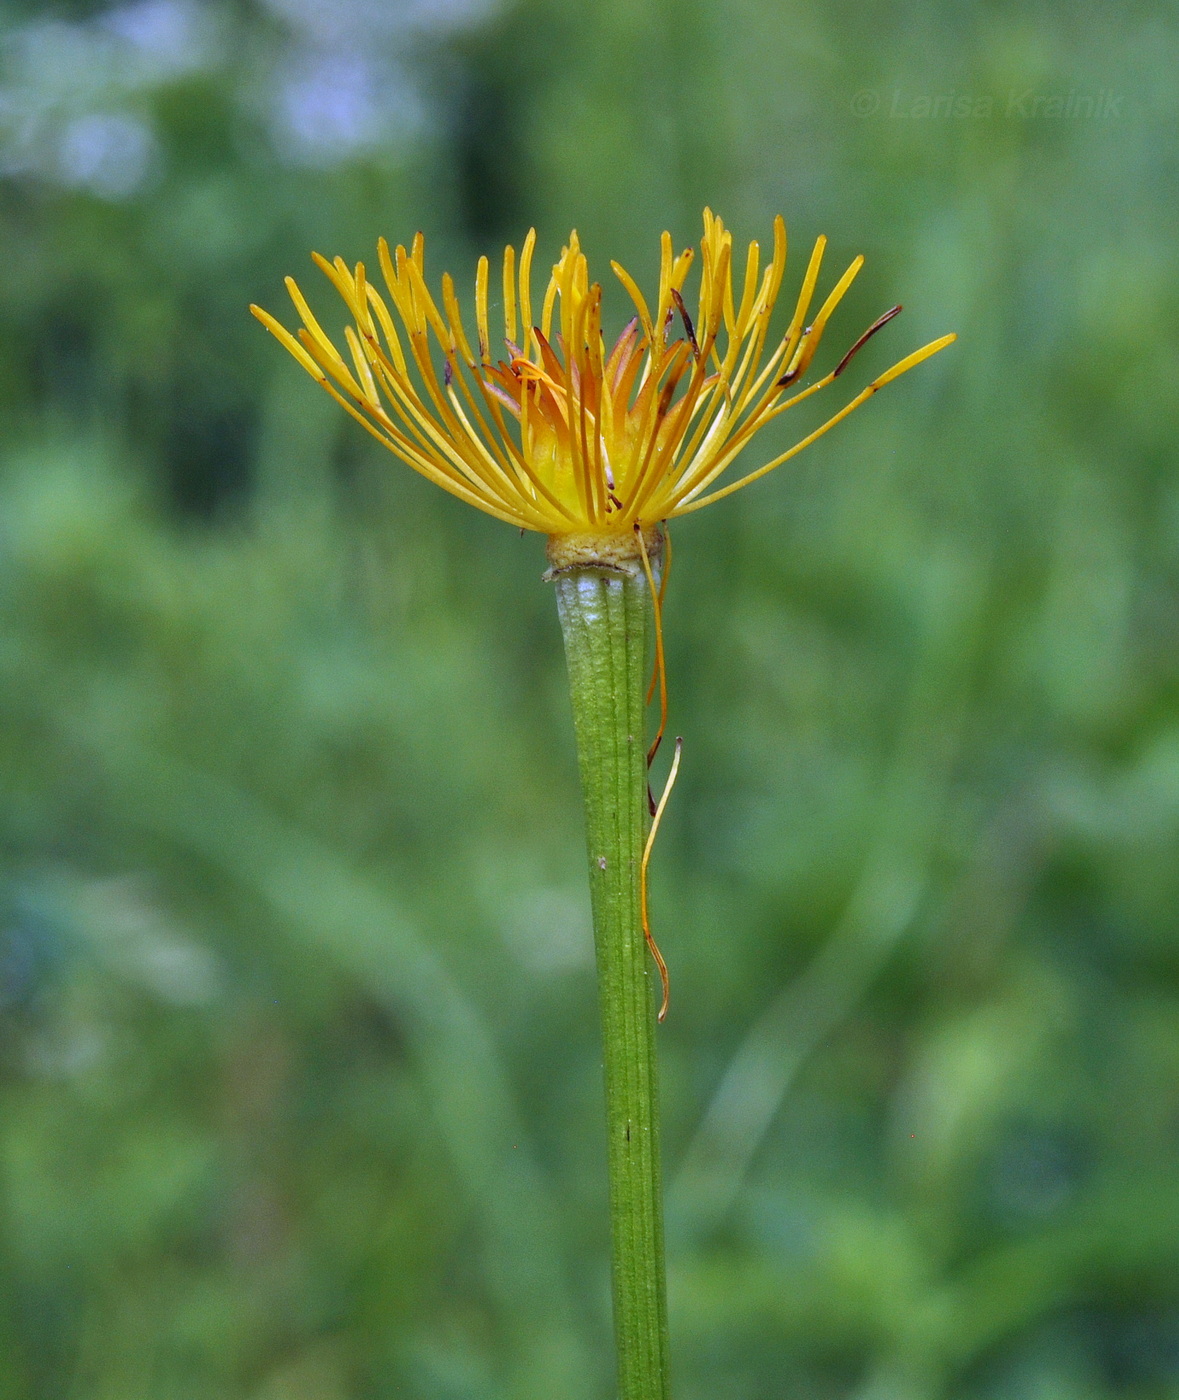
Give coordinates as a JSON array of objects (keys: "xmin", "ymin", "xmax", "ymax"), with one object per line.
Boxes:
[{"xmin": 553, "ymin": 562, "xmax": 670, "ymax": 1400}]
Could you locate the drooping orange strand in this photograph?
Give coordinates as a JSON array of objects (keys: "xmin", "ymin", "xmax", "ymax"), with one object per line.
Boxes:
[
  {"xmin": 636, "ymin": 525, "xmax": 669, "ymax": 773},
  {"xmin": 646, "ymin": 523, "xmax": 672, "ymax": 708},
  {"xmin": 642, "ymin": 736, "xmax": 682, "ymax": 1024},
  {"xmin": 636, "ymin": 523, "xmax": 679, "ymax": 1022}
]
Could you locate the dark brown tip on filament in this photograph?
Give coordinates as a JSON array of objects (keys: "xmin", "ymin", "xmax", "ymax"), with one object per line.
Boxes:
[
  {"xmin": 833, "ymin": 304, "xmax": 902, "ymax": 378},
  {"xmin": 670, "ymin": 288, "xmax": 699, "ymax": 358}
]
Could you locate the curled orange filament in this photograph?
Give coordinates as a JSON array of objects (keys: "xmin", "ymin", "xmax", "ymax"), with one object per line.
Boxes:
[
  {"xmin": 642, "ymin": 736, "xmax": 682, "ymax": 1022},
  {"xmin": 636, "ymin": 523, "xmax": 680, "ymax": 1022}
]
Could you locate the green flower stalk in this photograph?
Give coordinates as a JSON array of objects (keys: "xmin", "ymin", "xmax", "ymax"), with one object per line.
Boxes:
[
  {"xmin": 548, "ymin": 529, "xmax": 673, "ymax": 1397},
  {"xmin": 253, "ymin": 210, "xmax": 955, "ymax": 1398}
]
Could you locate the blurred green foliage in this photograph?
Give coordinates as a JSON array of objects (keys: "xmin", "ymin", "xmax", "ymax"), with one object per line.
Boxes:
[{"xmin": 1, "ymin": 0, "xmax": 1178, "ymax": 1396}]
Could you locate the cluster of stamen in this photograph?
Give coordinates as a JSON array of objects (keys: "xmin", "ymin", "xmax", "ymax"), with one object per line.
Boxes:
[{"xmin": 251, "ymin": 211, "xmax": 955, "ymax": 535}]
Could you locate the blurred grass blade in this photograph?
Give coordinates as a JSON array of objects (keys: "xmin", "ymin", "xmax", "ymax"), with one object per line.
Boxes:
[
  {"xmin": 671, "ymin": 549, "xmax": 987, "ymax": 1231},
  {"xmin": 103, "ymin": 741, "xmax": 595, "ymax": 1400}
]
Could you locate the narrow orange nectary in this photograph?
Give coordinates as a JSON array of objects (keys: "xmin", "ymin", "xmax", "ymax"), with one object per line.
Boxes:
[{"xmin": 250, "ymin": 210, "xmax": 955, "ymax": 534}]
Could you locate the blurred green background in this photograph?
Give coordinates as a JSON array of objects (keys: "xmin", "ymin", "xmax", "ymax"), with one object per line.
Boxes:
[{"xmin": 1, "ymin": 0, "xmax": 1177, "ymax": 1396}]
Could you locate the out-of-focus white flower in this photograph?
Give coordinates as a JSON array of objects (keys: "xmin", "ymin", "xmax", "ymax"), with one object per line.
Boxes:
[
  {"xmin": 100, "ymin": 0, "xmax": 216, "ymax": 75},
  {"xmin": 57, "ymin": 112, "xmax": 156, "ymax": 199},
  {"xmin": 272, "ymin": 50, "xmax": 423, "ymax": 167}
]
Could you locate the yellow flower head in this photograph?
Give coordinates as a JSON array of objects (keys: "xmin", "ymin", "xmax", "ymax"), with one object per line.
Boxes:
[{"xmin": 251, "ymin": 210, "xmax": 954, "ymax": 536}]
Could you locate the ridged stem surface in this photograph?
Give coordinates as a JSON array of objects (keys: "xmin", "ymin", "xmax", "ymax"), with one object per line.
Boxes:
[{"xmin": 553, "ymin": 565, "xmax": 670, "ymax": 1400}]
